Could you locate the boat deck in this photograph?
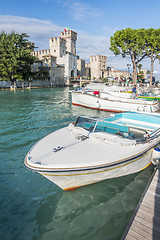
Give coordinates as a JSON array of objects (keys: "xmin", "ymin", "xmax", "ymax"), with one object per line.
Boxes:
[{"xmin": 121, "ymin": 165, "xmax": 160, "ymax": 240}]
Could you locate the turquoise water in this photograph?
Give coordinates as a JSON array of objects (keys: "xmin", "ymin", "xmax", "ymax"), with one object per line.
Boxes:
[{"xmin": 0, "ymin": 87, "xmax": 154, "ymax": 240}]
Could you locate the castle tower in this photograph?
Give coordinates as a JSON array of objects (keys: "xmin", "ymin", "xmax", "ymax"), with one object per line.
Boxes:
[
  {"xmin": 90, "ymin": 55, "xmax": 107, "ymax": 79},
  {"xmin": 48, "ymin": 30, "xmax": 77, "ymax": 85},
  {"xmin": 49, "ymin": 37, "xmax": 66, "ymax": 58},
  {"xmin": 61, "ymin": 30, "xmax": 77, "ymax": 55}
]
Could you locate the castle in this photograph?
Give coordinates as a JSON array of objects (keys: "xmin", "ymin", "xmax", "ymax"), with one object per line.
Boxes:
[{"xmin": 32, "ymin": 29, "xmax": 78, "ymax": 85}]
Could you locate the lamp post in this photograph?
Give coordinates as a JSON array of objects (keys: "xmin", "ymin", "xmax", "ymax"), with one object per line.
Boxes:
[{"xmin": 127, "ymin": 64, "xmax": 131, "ymax": 78}]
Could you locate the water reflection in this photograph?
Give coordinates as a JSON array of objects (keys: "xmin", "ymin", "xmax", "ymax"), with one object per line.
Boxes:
[
  {"xmin": 35, "ymin": 166, "xmax": 154, "ymax": 240},
  {"xmin": 0, "ymin": 87, "xmax": 154, "ymax": 240}
]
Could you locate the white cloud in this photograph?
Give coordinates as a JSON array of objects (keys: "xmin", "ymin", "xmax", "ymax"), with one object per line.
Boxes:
[
  {"xmin": 66, "ymin": 1, "xmax": 102, "ymax": 21},
  {"xmin": 0, "ymin": 15, "xmax": 62, "ymax": 49},
  {"xmin": 101, "ymin": 25, "xmax": 118, "ymax": 36},
  {"xmin": 0, "ymin": 15, "xmax": 110, "ymax": 58},
  {"xmin": 41, "ymin": 0, "xmax": 102, "ymax": 21},
  {"xmin": 77, "ymin": 33, "xmax": 108, "ymax": 60},
  {"xmin": 0, "ymin": 14, "xmax": 160, "ymax": 77}
]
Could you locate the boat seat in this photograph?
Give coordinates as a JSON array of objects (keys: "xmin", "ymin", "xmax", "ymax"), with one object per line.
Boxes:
[{"xmin": 90, "ymin": 132, "xmax": 136, "ymax": 146}]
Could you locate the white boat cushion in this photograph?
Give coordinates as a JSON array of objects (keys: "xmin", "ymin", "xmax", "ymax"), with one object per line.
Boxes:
[{"xmin": 90, "ymin": 132, "xmax": 136, "ymax": 146}]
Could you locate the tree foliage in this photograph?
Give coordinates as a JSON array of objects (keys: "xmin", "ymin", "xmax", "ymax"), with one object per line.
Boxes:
[
  {"xmin": 110, "ymin": 28, "xmax": 160, "ymax": 85},
  {"xmin": 0, "ymin": 32, "xmax": 36, "ymax": 81},
  {"xmin": 144, "ymin": 28, "xmax": 160, "ymax": 84}
]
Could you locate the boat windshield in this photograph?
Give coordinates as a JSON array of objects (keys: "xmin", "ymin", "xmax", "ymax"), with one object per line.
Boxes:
[
  {"xmin": 75, "ymin": 117, "xmax": 150, "ymax": 142},
  {"xmin": 75, "ymin": 116, "xmax": 97, "ymax": 132}
]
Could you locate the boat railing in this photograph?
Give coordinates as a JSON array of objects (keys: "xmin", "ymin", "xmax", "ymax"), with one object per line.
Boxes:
[
  {"xmin": 148, "ymin": 128, "xmax": 160, "ymax": 140},
  {"xmin": 134, "ymin": 128, "xmax": 160, "ymax": 143}
]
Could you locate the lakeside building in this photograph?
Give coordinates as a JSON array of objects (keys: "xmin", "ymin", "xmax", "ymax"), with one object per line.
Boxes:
[
  {"xmin": 140, "ymin": 68, "xmax": 147, "ymax": 79},
  {"xmin": 89, "ymin": 56, "xmax": 133, "ymax": 81},
  {"xmin": 106, "ymin": 67, "xmax": 129, "ymax": 80},
  {"xmin": 31, "ymin": 54, "xmax": 64, "ymax": 86}
]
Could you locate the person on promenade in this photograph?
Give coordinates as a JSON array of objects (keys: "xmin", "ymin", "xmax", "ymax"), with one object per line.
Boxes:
[{"xmin": 132, "ymin": 85, "xmax": 137, "ymax": 99}]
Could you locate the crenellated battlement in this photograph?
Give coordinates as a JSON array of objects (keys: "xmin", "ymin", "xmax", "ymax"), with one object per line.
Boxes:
[
  {"xmin": 90, "ymin": 55, "xmax": 107, "ymax": 62},
  {"xmin": 50, "ymin": 37, "xmax": 66, "ymax": 44},
  {"xmin": 32, "ymin": 49, "xmax": 50, "ymax": 58},
  {"xmin": 61, "ymin": 30, "xmax": 77, "ymax": 41}
]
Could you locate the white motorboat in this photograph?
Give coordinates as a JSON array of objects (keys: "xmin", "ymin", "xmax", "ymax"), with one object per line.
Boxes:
[
  {"xmin": 72, "ymin": 82, "xmax": 80, "ymax": 88},
  {"xmin": 25, "ymin": 112, "xmax": 160, "ymax": 191},
  {"xmin": 71, "ymin": 86, "xmax": 159, "ymax": 113}
]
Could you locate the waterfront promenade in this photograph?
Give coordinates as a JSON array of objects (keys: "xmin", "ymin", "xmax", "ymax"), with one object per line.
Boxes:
[{"xmin": 121, "ymin": 165, "xmax": 160, "ymax": 240}]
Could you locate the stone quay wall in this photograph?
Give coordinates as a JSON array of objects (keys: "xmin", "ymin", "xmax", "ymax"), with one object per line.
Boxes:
[{"xmin": 0, "ymin": 80, "xmax": 65, "ymax": 90}]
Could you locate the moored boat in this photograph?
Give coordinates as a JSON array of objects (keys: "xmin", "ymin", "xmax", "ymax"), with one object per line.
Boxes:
[
  {"xmin": 25, "ymin": 112, "xmax": 160, "ymax": 190},
  {"xmin": 71, "ymin": 87, "xmax": 159, "ymax": 113},
  {"xmin": 138, "ymin": 93, "xmax": 160, "ymax": 101},
  {"xmin": 72, "ymin": 82, "xmax": 80, "ymax": 88}
]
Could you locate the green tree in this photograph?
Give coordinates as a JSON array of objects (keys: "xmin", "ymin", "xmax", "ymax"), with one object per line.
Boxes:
[
  {"xmin": 0, "ymin": 32, "xmax": 36, "ymax": 81},
  {"xmin": 144, "ymin": 28, "xmax": 160, "ymax": 85},
  {"xmin": 110, "ymin": 28, "xmax": 148, "ymax": 84},
  {"xmin": 137, "ymin": 64, "xmax": 142, "ymax": 73}
]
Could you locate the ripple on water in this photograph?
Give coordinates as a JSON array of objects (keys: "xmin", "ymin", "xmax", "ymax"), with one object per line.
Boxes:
[{"xmin": 0, "ymin": 87, "xmax": 154, "ymax": 240}]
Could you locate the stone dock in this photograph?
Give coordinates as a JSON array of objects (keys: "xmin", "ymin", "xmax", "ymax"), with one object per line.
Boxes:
[{"xmin": 121, "ymin": 165, "xmax": 160, "ymax": 240}]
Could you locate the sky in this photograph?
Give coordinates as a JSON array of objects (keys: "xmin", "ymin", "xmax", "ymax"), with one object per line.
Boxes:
[{"xmin": 1, "ymin": 0, "xmax": 160, "ymax": 78}]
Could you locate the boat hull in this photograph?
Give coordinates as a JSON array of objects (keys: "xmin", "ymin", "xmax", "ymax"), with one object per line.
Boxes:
[
  {"xmin": 25, "ymin": 112, "xmax": 160, "ymax": 191},
  {"xmin": 72, "ymin": 91, "xmax": 159, "ymax": 113},
  {"xmin": 31, "ymin": 149, "xmax": 153, "ymax": 190}
]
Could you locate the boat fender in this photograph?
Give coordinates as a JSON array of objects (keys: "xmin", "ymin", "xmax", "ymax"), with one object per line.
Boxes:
[
  {"xmin": 93, "ymin": 91, "xmax": 99, "ymax": 96},
  {"xmin": 152, "ymin": 147, "xmax": 160, "ymax": 165}
]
